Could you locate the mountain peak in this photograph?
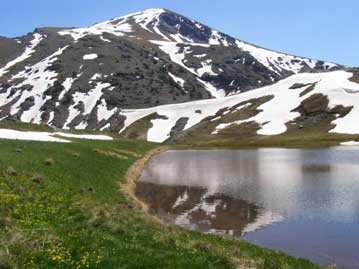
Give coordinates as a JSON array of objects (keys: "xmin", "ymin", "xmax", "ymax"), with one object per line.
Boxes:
[
  {"xmin": 136, "ymin": 7, "xmax": 168, "ymax": 14},
  {"xmin": 115, "ymin": 7, "xmax": 167, "ymax": 22}
]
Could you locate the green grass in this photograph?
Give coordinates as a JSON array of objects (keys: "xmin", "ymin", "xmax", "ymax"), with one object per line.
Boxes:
[
  {"xmin": 180, "ymin": 131, "xmax": 359, "ymax": 149},
  {"xmin": 0, "ymin": 121, "xmax": 53, "ymax": 132},
  {"xmin": 0, "ymin": 137, "xmax": 325, "ymax": 269}
]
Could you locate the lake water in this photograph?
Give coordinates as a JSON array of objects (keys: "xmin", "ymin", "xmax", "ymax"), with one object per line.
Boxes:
[{"xmin": 136, "ymin": 148, "xmax": 359, "ymax": 269}]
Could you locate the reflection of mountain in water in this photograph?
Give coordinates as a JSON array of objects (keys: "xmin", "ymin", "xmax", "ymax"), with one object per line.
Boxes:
[
  {"xmin": 138, "ymin": 149, "xmax": 359, "ymax": 222},
  {"xmin": 137, "ymin": 148, "xmax": 359, "ymax": 268},
  {"xmin": 136, "ymin": 182, "xmax": 283, "ymax": 236}
]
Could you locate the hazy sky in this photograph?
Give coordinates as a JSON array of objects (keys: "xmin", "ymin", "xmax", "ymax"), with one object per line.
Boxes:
[{"xmin": 1, "ymin": 0, "xmax": 357, "ymax": 66}]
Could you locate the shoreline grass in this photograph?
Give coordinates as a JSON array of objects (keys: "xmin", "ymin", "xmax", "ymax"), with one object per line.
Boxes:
[{"xmin": 175, "ymin": 132, "xmax": 359, "ymax": 149}]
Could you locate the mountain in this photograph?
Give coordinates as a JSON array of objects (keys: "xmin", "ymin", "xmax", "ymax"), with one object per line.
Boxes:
[{"xmin": 1, "ymin": 8, "xmax": 357, "ymax": 144}]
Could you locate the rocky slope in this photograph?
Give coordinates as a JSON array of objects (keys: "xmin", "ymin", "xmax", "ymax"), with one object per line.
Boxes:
[{"xmin": 0, "ymin": 8, "xmax": 354, "ymax": 141}]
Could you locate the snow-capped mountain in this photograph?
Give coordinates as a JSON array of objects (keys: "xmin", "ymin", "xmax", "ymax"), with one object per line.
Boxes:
[{"xmin": 0, "ymin": 8, "xmax": 355, "ymax": 141}]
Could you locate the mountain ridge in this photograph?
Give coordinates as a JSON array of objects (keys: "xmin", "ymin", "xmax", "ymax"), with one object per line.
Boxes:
[{"xmin": 88, "ymin": 8, "xmax": 341, "ymax": 65}]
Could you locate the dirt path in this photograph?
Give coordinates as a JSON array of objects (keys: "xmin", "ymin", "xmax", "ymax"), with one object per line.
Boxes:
[{"xmin": 121, "ymin": 146, "xmax": 170, "ymax": 212}]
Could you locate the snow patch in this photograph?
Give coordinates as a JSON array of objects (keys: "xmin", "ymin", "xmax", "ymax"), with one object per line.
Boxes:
[
  {"xmin": 174, "ymin": 191, "xmax": 222, "ymax": 229},
  {"xmin": 100, "ymin": 36, "xmax": 111, "ymax": 43},
  {"xmin": 97, "ymin": 98, "xmax": 117, "ymax": 122},
  {"xmin": 196, "ymin": 59, "xmax": 217, "ymax": 77},
  {"xmin": 0, "ymin": 33, "xmax": 44, "ymax": 78},
  {"xmin": 65, "ymin": 82, "xmax": 111, "ymax": 128},
  {"xmin": 194, "ymin": 53, "xmax": 207, "ymax": 58},
  {"xmin": 59, "ymin": 77, "xmax": 75, "ymax": 101},
  {"xmin": 172, "ymin": 191, "xmax": 189, "ymax": 209},
  {"xmin": 168, "ymin": 72, "xmax": 186, "ymax": 89},
  {"xmin": 242, "ymin": 210, "xmax": 284, "ymax": 235},
  {"xmin": 340, "ymin": 141, "xmax": 359, "ymax": 146},
  {"xmin": 83, "ymin": 54, "xmax": 98, "ymax": 60},
  {"xmin": 58, "ymin": 8, "xmax": 166, "ymax": 41},
  {"xmin": 0, "ymin": 129, "xmax": 113, "ymax": 143},
  {"xmin": 90, "ymin": 73, "xmax": 102, "ymax": 81},
  {"xmin": 197, "ymin": 79, "xmax": 226, "ymax": 98},
  {"xmin": 54, "ymin": 132, "xmax": 113, "ymax": 140},
  {"xmin": 0, "ymin": 129, "xmax": 70, "ymax": 143}
]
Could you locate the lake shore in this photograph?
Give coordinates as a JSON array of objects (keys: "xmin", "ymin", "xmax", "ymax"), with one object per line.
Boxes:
[{"xmin": 121, "ymin": 146, "xmax": 171, "ymax": 213}]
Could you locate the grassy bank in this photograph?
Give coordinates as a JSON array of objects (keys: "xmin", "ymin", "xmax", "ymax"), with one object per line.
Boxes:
[
  {"xmin": 0, "ymin": 137, "xmax": 325, "ymax": 268},
  {"xmin": 177, "ymin": 131, "xmax": 359, "ymax": 149}
]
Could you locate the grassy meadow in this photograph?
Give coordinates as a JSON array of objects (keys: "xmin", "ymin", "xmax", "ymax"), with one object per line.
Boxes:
[{"xmin": 0, "ymin": 133, "xmax": 327, "ymax": 268}]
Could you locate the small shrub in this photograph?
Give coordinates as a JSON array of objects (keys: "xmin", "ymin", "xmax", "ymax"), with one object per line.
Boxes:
[
  {"xmin": 5, "ymin": 166, "xmax": 17, "ymax": 176},
  {"xmin": 31, "ymin": 174, "xmax": 44, "ymax": 184},
  {"xmin": 44, "ymin": 158, "xmax": 55, "ymax": 166}
]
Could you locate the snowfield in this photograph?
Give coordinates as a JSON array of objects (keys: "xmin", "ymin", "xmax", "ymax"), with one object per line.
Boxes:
[
  {"xmin": 0, "ymin": 129, "xmax": 70, "ymax": 143},
  {"xmin": 340, "ymin": 141, "xmax": 359, "ymax": 146},
  {"xmin": 54, "ymin": 132, "xmax": 113, "ymax": 141},
  {"xmin": 119, "ymin": 71, "xmax": 359, "ymax": 142},
  {"xmin": 0, "ymin": 129, "xmax": 113, "ymax": 143}
]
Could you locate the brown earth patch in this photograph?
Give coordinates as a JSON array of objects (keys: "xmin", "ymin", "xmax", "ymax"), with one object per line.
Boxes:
[
  {"xmin": 113, "ymin": 149, "xmax": 142, "ymax": 158},
  {"xmin": 121, "ymin": 113, "xmax": 168, "ymax": 140},
  {"xmin": 120, "ymin": 147, "xmax": 170, "ymax": 213},
  {"xmin": 349, "ymin": 68, "xmax": 359, "ymax": 84},
  {"xmin": 299, "ymin": 83, "xmax": 317, "ymax": 97},
  {"xmin": 94, "ymin": 148, "xmax": 129, "ymax": 160},
  {"xmin": 173, "ymin": 95, "xmax": 273, "ymax": 144}
]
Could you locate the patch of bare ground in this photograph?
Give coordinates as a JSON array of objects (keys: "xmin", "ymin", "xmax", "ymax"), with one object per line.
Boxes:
[
  {"xmin": 113, "ymin": 149, "xmax": 142, "ymax": 158},
  {"xmin": 349, "ymin": 68, "xmax": 359, "ymax": 84},
  {"xmin": 120, "ymin": 146, "xmax": 170, "ymax": 213},
  {"xmin": 94, "ymin": 148, "xmax": 129, "ymax": 159},
  {"xmin": 173, "ymin": 95, "xmax": 273, "ymax": 144},
  {"xmin": 289, "ymin": 93, "xmax": 353, "ymax": 133},
  {"xmin": 289, "ymin": 82, "xmax": 318, "ymax": 97},
  {"xmin": 120, "ymin": 113, "xmax": 168, "ymax": 140}
]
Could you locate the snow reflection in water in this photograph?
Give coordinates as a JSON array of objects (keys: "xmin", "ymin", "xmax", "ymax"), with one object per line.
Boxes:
[{"xmin": 137, "ymin": 148, "xmax": 359, "ymax": 268}]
